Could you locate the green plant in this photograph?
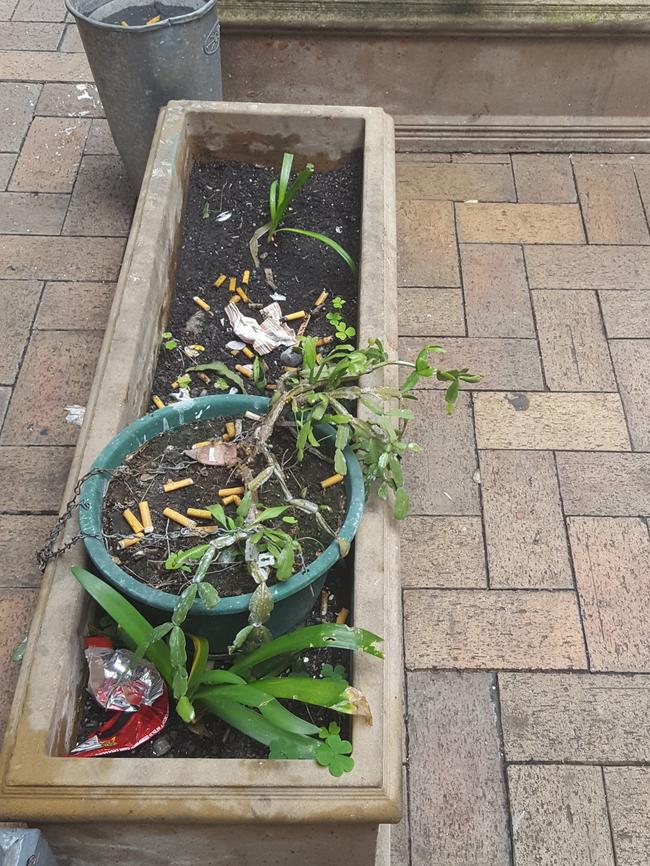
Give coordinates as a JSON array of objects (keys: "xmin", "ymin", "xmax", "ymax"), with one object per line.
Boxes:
[
  {"xmin": 71, "ymin": 566, "xmax": 383, "ymax": 775},
  {"xmin": 326, "ymin": 298, "xmax": 357, "ymax": 342},
  {"xmin": 162, "ymin": 331, "xmax": 178, "ymax": 350}
]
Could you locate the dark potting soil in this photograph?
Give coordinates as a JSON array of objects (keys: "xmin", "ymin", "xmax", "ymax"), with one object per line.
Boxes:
[
  {"xmin": 73, "ymin": 561, "xmax": 352, "ymax": 759},
  {"xmin": 102, "ymin": 418, "xmax": 346, "ymax": 597},
  {"xmin": 102, "ymin": 3, "xmax": 193, "ymax": 25},
  {"xmin": 151, "ymin": 157, "xmax": 362, "ymax": 403}
]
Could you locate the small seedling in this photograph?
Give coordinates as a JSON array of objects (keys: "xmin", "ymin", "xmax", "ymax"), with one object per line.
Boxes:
[
  {"xmin": 162, "ymin": 331, "xmax": 178, "ymax": 350},
  {"xmin": 201, "ymin": 200, "xmax": 210, "ymax": 220}
]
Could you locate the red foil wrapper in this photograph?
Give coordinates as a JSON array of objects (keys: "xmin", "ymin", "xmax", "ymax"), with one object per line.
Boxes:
[{"xmin": 71, "ymin": 689, "xmax": 169, "ymax": 756}]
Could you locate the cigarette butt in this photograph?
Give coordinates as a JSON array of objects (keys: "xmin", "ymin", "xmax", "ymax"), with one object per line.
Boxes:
[
  {"xmin": 282, "ymin": 366, "xmax": 299, "ymax": 374},
  {"xmin": 196, "ymin": 524, "xmax": 219, "ymax": 534},
  {"xmin": 232, "ymin": 494, "xmax": 242, "ymax": 506},
  {"xmin": 321, "ymin": 473, "xmax": 344, "ymax": 489},
  {"xmin": 197, "ymin": 372, "xmax": 211, "ymax": 384},
  {"xmin": 320, "ymin": 590, "xmax": 329, "ymax": 617},
  {"xmin": 244, "ymin": 411, "xmax": 261, "ymax": 421},
  {"xmin": 316, "ymin": 335, "xmax": 334, "ymax": 347},
  {"xmin": 231, "ymin": 295, "xmax": 241, "ymax": 305},
  {"xmin": 188, "ymin": 344, "xmax": 205, "ymax": 352},
  {"xmin": 265, "ymin": 383, "xmax": 277, "ymax": 391},
  {"xmin": 285, "ymin": 310, "xmax": 305, "ymax": 321},
  {"xmin": 241, "ymin": 346, "xmax": 254, "ymax": 360},
  {"xmin": 152, "ymin": 395, "xmax": 165, "ymax": 409},
  {"xmin": 218, "ymin": 486, "xmax": 245, "ymax": 497},
  {"xmin": 171, "ymin": 380, "xmax": 179, "ymax": 389},
  {"xmin": 224, "ymin": 421, "xmax": 236, "ymax": 438},
  {"xmin": 193, "ymin": 295, "xmax": 210, "ymax": 312},
  {"xmin": 214, "ymin": 274, "xmax": 227, "ymax": 287},
  {"xmin": 187, "ymin": 507, "xmax": 213, "ymax": 520},
  {"xmin": 336, "ymin": 607, "xmax": 349, "ymax": 625},
  {"xmin": 228, "ymin": 277, "xmax": 236, "ymax": 293},
  {"xmin": 118, "ymin": 534, "xmax": 142, "ymax": 549},
  {"xmin": 297, "ymin": 313, "xmax": 311, "ymax": 337},
  {"xmin": 222, "ymin": 494, "xmax": 238, "ymax": 506},
  {"xmin": 315, "ymin": 290, "xmax": 328, "ymax": 307},
  {"xmin": 236, "ymin": 287, "xmax": 249, "ymax": 303},
  {"xmin": 234, "ymin": 363, "xmax": 252, "ymax": 378},
  {"xmin": 192, "ymin": 440, "xmax": 215, "ymax": 448},
  {"xmin": 120, "ymin": 19, "xmax": 128, "ymax": 26},
  {"xmin": 139, "ymin": 501, "xmax": 153, "ymax": 534},
  {"xmin": 145, "ymin": 14, "xmax": 160, "ymax": 24},
  {"xmin": 123, "ymin": 508, "xmax": 145, "ymax": 534},
  {"xmin": 242, "ymin": 269, "xmax": 250, "ymax": 285},
  {"xmin": 163, "ymin": 478, "xmax": 194, "ymax": 493},
  {"xmin": 222, "ymin": 433, "xmax": 232, "ymax": 441},
  {"xmin": 163, "ymin": 507, "xmax": 197, "ymax": 529}
]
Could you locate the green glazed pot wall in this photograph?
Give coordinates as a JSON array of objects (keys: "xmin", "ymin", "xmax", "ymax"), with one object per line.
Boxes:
[{"xmin": 79, "ymin": 394, "xmax": 365, "ymax": 651}]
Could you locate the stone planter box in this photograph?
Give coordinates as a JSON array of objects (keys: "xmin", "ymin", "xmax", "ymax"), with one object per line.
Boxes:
[{"xmin": 0, "ymin": 102, "xmax": 400, "ymax": 866}]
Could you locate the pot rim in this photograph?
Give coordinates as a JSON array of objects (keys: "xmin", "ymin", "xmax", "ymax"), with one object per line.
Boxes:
[
  {"xmin": 64, "ymin": 0, "xmax": 217, "ymax": 33},
  {"xmin": 79, "ymin": 393, "xmax": 365, "ymax": 616}
]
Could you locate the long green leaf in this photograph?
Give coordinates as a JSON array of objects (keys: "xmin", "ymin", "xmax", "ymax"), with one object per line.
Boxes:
[
  {"xmin": 185, "ymin": 362, "xmax": 245, "ymax": 391},
  {"xmin": 187, "ymin": 634, "xmax": 209, "ymax": 698},
  {"xmin": 275, "ymin": 163, "xmax": 314, "ymax": 226},
  {"xmin": 278, "ymin": 153, "xmax": 293, "ymax": 206},
  {"xmin": 276, "ymin": 227, "xmax": 357, "ymax": 274},
  {"xmin": 200, "ymin": 683, "xmax": 320, "ymax": 736},
  {"xmin": 247, "ymin": 676, "xmax": 348, "ymax": 709}
]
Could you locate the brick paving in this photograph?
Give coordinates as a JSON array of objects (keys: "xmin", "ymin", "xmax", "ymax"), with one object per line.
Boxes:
[{"xmin": 1, "ymin": 14, "xmax": 650, "ymax": 863}]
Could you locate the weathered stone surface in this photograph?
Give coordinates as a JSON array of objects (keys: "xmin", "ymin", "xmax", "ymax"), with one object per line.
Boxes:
[
  {"xmin": 0, "ymin": 447, "xmax": 72, "ymax": 512},
  {"xmin": 511, "ymin": 154, "xmax": 576, "ymax": 203},
  {"xmin": 399, "ymin": 337, "xmax": 543, "ymax": 391},
  {"xmin": 0, "ymin": 50, "xmax": 90, "ymax": 82},
  {"xmin": 400, "ymin": 516, "xmax": 486, "ymax": 587},
  {"xmin": 610, "ymin": 339, "xmax": 650, "ymax": 451},
  {"xmin": 500, "ymin": 672, "xmax": 650, "ymax": 761},
  {"xmin": 574, "ymin": 158, "xmax": 649, "ymax": 244},
  {"xmin": 0, "ymin": 515, "xmax": 52, "ymax": 587},
  {"xmin": 397, "ymin": 200, "xmax": 459, "ymax": 287},
  {"xmin": 35, "ymin": 82, "xmax": 103, "ymax": 117},
  {"xmin": 0, "ymin": 153, "xmax": 16, "ymax": 190},
  {"xmin": 1, "ymin": 330, "xmax": 102, "ymax": 445},
  {"xmin": 389, "ymin": 767, "xmax": 410, "ymax": 866},
  {"xmin": 457, "ymin": 203, "xmax": 585, "ymax": 244},
  {"xmin": 532, "ymin": 289, "xmax": 616, "ymax": 391},
  {"xmin": 569, "ymin": 517, "xmax": 650, "ymax": 672},
  {"xmin": 461, "ymin": 243, "xmax": 535, "ymax": 338},
  {"xmin": 63, "ymin": 155, "xmax": 134, "ymax": 236},
  {"xmin": 396, "ymin": 162, "xmax": 515, "ymax": 201},
  {"xmin": 59, "ymin": 23, "xmax": 83, "ymax": 52},
  {"xmin": 508, "ymin": 766, "xmax": 615, "ymax": 866},
  {"xmin": 0, "ymin": 588, "xmax": 37, "ymax": 743},
  {"xmin": 396, "ymin": 152, "xmax": 450, "ymax": 163},
  {"xmin": 0, "ymin": 22, "xmax": 63, "ymax": 50},
  {"xmin": 474, "ymin": 392, "xmax": 630, "ymax": 451},
  {"xmin": 0, "ymin": 387, "xmax": 9, "ymax": 429},
  {"xmin": 525, "ymin": 245, "xmax": 650, "ymax": 290},
  {"xmin": 403, "ymin": 590, "xmax": 586, "ymax": 670},
  {"xmin": 0, "ymin": 279, "xmax": 42, "ymax": 385},
  {"xmin": 35, "ymin": 281, "xmax": 114, "ymax": 330},
  {"xmin": 407, "ymin": 671, "xmax": 511, "ymax": 866},
  {"xmin": 12, "ymin": 0, "xmax": 66, "ymax": 19},
  {"xmin": 397, "ymin": 287, "xmax": 465, "ymax": 336},
  {"xmin": 480, "ymin": 450, "xmax": 572, "ymax": 589},
  {"xmin": 557, "ymin": 452, "xmax": 650, "ymax": 516},
  {"xmin": 403, "ymin": 391, "xmax": 480, "ymax": 516},
  {"xmin": 0, "ymin": 236, "xmax": 124, "ymax": 280},
  {"xmin": 0, "ymin": 82, "xmax": 40, "ymax": 150},
  {"xmin": 84, "ymin": 119, "xmax": 117, "ymax": 155},
  {"xmin": 599, "ymin": 291, "xmax": 650, "ymax": 338},
  {"xmin": 451, "ymin": 153, "xmax": 510, "ymax": 164},
  {"xmin": 0, "ymin": 191, "xmax": 68, "ymax": 235},
  {"xmin": 604, "ymin": 768, "xmax": 650, "ymax": 866},
  {"xmin": 10, "ymin": 117, "xmax": 89, "ymax": 193},
  {"xmin": 0, "ymin": 0, "xmax": 18, "ymax": 17}
]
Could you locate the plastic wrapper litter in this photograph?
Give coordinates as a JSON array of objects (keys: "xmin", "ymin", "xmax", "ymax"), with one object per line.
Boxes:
[{"xmin": 84, "ymin": 636, "xmax": 164, "ymax": 711}]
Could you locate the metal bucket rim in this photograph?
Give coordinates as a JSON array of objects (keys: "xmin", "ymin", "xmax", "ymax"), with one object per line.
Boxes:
[{"xmin": 64, "ymin": 0, "xmax": 217, "ymax": 32}]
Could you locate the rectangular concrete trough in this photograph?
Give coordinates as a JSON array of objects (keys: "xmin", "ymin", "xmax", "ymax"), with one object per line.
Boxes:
[{"xmin": 0, "ymin": 102, "xmax": 401, "ymax": 866}]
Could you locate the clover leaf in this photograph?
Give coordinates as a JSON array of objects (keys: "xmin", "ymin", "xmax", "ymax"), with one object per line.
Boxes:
[{"xmin": 315, "ymin": 733, "xmax": 354, "ymax": 777}]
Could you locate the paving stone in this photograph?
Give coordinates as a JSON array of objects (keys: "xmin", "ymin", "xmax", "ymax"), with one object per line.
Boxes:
[
  {"xmin": 1, "ymin": 330, "xmax": 102, "ymax": 445},
  {"xmin": 451, "ymin": 153, "xmax": 511, "ymax": 164},
  {"xmin": 0, "ymin": 50, "xmax": 90, "ymax": 81},
  {"xmin": 0, "ymin": 446, "xmax": 72, "ymax": 511},
  {"xmin": 569, "ymin": 517, "xmax": 650, "ymax": 672},
  {"xmin": 0, "ymin": 191, "xmax": 68, "ymax": 234},
  {"xmin": 35, "ymin": 281, "xmax": 114, "ymax": 330},
  {"xmin": 532, "ymin": 289, "xmax": 616, "ymax": 391},
  {"xmin": 599, "ymin": 291, "xmax": 650, "ymax": 338},
  {"xmin": 0, "ymin": 82, "xmax": 40, "ymax": 150},
  {"xmin": 0, "ymin": 21, "xmax": 63, "ymax": 49},
  {"xmin": 474, "ymin": 392, "xmax": 630, "ymax": 451},
  {"xmin": 397, "ymin": 287, "xmax": 465, "ymax": 336},
  {"xmin": 0, "ymin": 588, "xmax": 37, "ymax": 744},
  {"xmin": 12, "ymin": 0, "xmax": 66, "ymax": 20},
  {"xmin": 35, "ymin": 82, "xmax": 103, "ymax": 117},
  {"xmin": 610, "ymin": 340, "xmax": 650, "ymax": 450},
  {"xmin": 480, "ymin": 450, "xmax": 572, "ymax": 589},
  {"xmin": 399, "ymin": 336, "xmax": 543, "ymax": 391},
  {"xmin": 0, "ymin": 514, "xmax": 52, "ymax": 587},
  {"xmin": 397, "ymin": 200, "xmax": 459, "ymax": 287},
  {"xmin": 525, "ymin": 245, "xmax": 650, "ymax": 290},
  {"xmin": 508, "ymin": 766, "xmax": 615, "ymax": 866},
  {"xmin": 396, "ymin": 152, "xmax": 451, "ymax": 163},
  {"xmin": 403, "ymin": 589, "xmax": 586, "ymax": 670},
  {"xmin": 512, "ymin": 154, "xmax": 577, "ymax": 203},
  {"xmin": 400, "ymin": 516, "xmax": 487, "ymax": 587},
  {"xmin": 63, "ymin": 155, "xmax": 134, "ymax": 236},
  {"xmin": 574, "ymin": 158, "xmax": 649, "ymax": 244},
  {"xmin": 0, "ymin": 279, "xmax": 42, "ymax": 385},
  {"xmin": 59, "ymin": 22, "xmax": 83, "ymax": 51},
  {"xmin": 0, "ymin": 0, "xmax": 18, "ymax": 17},
  {"xmin": 499, "ymin": 671, "xmax": 650, "ymax": 761},
  {"xmin": 407, "ymin": 671, "xmax": 511, "ymax": 866},
  {"xmin": 84, "ymin": 118, "xmax": 117, "ymax": 155},
  {"xmin": 389, "ymin": 767, "xmax": 410, "ymax": 866},
  {"xmin": 0, "ymin": 153, "xmax": 16, "ymax": 190},
  {"xmin": 557, "ymin": 452, "xmax": 650, "ymax": 516},
  {"xmin": 604, "ymin": 768, "xmax": 650, "ymax": 866},
  {"xmin": 403, "ymin": 391, "xmax": 480, "ymax": 516},
  {"xmin": 10, "ymin": 116, "xmax": 89, "ymax": 193},
  {"xmin": 0, "ymin": 387, "xmax": 9, "ymax": 429},
  {"xmin": 396, "ymin": 162, "xmax": 515, "ymax": 201},
  {"xmin": 456, "ymin": 202, "xmax": 585, "ymax": 244},
  {"xmin": 0, "ymin": 236, "xmax": 124, "ymax": 280},
  {"xmin": 461, "ymin": 244, "xmax": 535, "ymax": 338}
]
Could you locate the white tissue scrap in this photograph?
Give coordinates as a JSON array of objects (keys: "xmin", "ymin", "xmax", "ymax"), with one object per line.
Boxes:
[
  {"xmin": 225, "ymin": 301, "xmax": 295, "ymax": 356},
  {"xmin": 64, "ymin": 405, "xmax": 85, "ymax": 426},
  {"xmin": 269, "ymin": 291, "xmax": 286, "ymax": 302},
  {"xmin": 225, "ymin": 340, "xmax": 246, "ymax": 352}
]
